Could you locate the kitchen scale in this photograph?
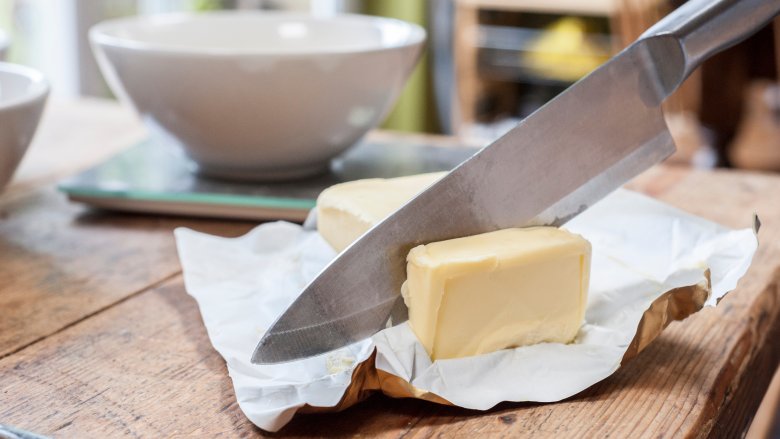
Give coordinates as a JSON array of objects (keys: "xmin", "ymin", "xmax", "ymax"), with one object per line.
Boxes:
[{"xmin": 59, "ymin": 137, "xmax": 478, "ymax": 221}]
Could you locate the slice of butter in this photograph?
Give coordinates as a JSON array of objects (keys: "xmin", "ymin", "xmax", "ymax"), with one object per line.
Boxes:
[
  {"xmin": 316, "ymin": 172, "xmax": 445, "ymax": 252},
  {"xmin": 402, "ymin": 227, "xmax": 591, "ymax": 361}
]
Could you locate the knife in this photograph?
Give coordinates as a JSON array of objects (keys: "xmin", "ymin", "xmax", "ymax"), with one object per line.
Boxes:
[{"xmin": 253, "ymin": 0, "xmax": 780, "ymax": 364}]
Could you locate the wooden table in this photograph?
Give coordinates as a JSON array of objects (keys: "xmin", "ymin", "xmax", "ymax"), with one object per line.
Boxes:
[{"xmin": 2, "ymin": 99, "xmax": 779, "ymax": 438}]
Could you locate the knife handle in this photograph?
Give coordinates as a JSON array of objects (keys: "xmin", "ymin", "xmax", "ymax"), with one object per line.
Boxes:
[{"xmin": 640, "ymin": 0, "xmax": 780, "ymax": 98}]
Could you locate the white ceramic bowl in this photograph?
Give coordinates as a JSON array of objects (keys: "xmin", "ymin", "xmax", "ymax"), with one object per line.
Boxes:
[
  {"xmin": 0, "ymin": 62, "xmax": 49, "ymax": 191},
  {"xmin": 90, "ymin": 12, "xmax": 426, "ymax": 180}
]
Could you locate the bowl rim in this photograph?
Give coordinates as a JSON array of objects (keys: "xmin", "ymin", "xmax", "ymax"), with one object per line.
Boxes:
[
  {"xmin": 0, "ymin": 62, "xmax": 49, "ymax": 111},
  {"xmin": 89, "ymin": 10, "xmax": 427, "ymax": 57}
]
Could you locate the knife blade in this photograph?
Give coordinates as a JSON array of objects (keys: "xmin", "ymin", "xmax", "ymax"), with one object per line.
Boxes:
[{"xmin": 253, "ymin": 0, "xmax": 780, "ymax": 364}]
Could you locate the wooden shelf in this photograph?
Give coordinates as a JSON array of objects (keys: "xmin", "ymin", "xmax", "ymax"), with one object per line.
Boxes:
[
  {"xmin": 453, "ymin": 0, "xmax": 616, "ymax": 136},
  {"xmin": 477, "ymin": 24, "xmax": 611, "ymax": 53},
  {"xmin": 456, "ymin": 0, "xmax": 617, "ymax": 17}
]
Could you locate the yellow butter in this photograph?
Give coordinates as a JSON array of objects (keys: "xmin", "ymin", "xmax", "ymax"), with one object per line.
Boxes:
[
  {"xmin": 402, "ymin": 227, "xmax": 591, "ymax": 360},
  {"xmin": 316, "ymin": 172, "xmax": 445, "ymax": 252}
]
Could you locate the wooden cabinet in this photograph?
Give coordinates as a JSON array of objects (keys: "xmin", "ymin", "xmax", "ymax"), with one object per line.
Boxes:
[{"xmin": 453, "ymin": 0, "xmax": 618, "ymax": 142}]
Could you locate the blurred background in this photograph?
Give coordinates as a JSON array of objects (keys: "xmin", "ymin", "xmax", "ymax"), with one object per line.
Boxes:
[{"xmin": 1, "ymin": 0, "xmax": 779, "ymax": 172}]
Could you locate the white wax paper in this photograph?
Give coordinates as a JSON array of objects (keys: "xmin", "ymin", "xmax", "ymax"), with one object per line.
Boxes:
[{"xmin": 175, "ymin": 189, "xmax": 757, "ymax": 432}]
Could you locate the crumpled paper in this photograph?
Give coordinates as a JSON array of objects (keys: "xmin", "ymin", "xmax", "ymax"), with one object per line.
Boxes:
[{"xmin": 175, "ymin": 189, "xmax": 757, "ymax": 432}]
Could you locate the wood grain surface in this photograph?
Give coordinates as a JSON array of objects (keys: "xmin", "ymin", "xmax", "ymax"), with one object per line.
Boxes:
[
  {"xmin": 1, "ymin": 100, "xmax": 779, "ymax": 438},
  {"xmin": 0, "ymin": 188, "xmax": 255, "ymax": 357}
]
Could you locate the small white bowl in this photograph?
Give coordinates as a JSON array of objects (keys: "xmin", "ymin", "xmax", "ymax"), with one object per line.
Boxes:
[
  {"xmin": 90, "ymin": 12, "xmax": 426, "ymax": 180},
  {"xmin": 0, "ymin": 62, "xmax": 49, "ymax": 191}
]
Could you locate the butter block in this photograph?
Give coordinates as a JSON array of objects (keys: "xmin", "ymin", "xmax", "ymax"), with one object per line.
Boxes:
[
  {"xmin": 402, "ymin": 227, "xmax": 591, "ymax": 360},
  {"xmin": 316, "ymin": 172, "xmax": 445, "ymax": 252}
]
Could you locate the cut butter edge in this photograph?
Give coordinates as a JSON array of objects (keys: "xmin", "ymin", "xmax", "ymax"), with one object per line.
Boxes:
[{"xmin": 316, "ymin": 172, "xmax": 445, "ymax": 252}]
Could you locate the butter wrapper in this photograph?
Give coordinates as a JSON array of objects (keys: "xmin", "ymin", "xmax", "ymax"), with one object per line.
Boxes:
[{"xmin": 175, "ymin": 189, "xmax": 757, "ymax": 432}]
